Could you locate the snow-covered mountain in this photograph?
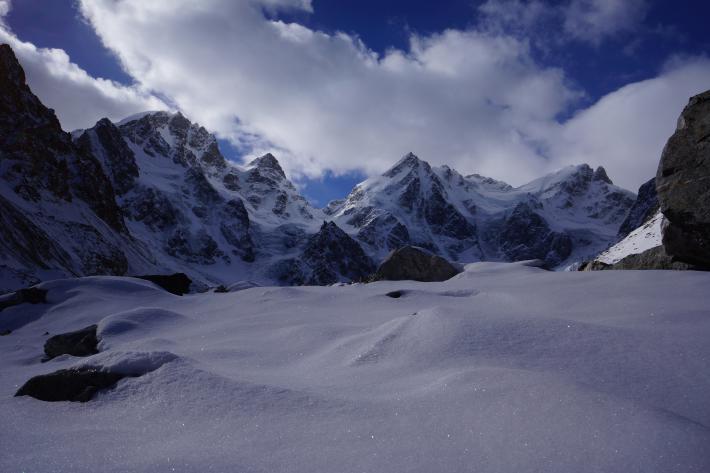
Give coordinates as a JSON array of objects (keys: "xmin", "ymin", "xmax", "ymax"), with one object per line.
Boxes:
[
  {"xmin": 328, "ymin": 153, "xmax": 635, "ymax": 268},
  {"xmin": 75, "ymin": 111, "xmax": 323, "ymax": 286},
  {"xmin": 0, "ymin": 44, "xmax": 637, "ymax": 291}
]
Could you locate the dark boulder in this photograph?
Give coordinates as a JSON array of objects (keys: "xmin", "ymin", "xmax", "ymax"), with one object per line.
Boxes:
[
  {"xmin": 656, "ymin": 90, "xmax": 710, "ymax": 268},
  {"xmin": 0, "ymin": 287, "xmax": 47, "ymax": 312},
  {"xmin": 43, "ymin": 324, "xmax": 99, "ymax": 361},
  {"xmin": 373, "ymin": 246, "xmax": 461, "ymax": 282},
  {"xmin": 612, "ymin": 246, "xmax": 692, "ymax": 270},
  {"xmin": 578, "ymin": 260, "xmax": 611, "ymax": 271},
  {"xmin": 15, "ymin": 367, "xmax": 130, "ymax": 402},
  {"xmin": 135, "ymin": 273, "xmax": 192, "ymax": 295}
]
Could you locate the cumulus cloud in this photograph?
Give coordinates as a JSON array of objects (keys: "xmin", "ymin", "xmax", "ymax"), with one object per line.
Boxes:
[
  {"xmin": 73, "ymin": 0, "xmax": 707, "ymax": 191},
  {"xmin": 0, "ymin": 2, "xmax": 167, "ymax": 131},
  {"xmin": 550, "ymin": 57, "xmax": 710, "ymax": 189},
  {"xmin": 2, "ymin": 0, "xmax": 702, "ymax": 192},
  {"xmin": 77, "ymin": 0, "xmax": 582, "ymax": 183}
]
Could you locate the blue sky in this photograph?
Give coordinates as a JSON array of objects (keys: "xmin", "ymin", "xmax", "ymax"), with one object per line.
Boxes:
[{"xmin": 2, "ymin": 0, "xmax": 709, "ymax": 204}]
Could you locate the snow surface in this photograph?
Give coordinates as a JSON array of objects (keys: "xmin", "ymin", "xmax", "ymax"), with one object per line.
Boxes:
[
  {"xmin": 1, "ymin": 264, "xmax": 709, "ymax": 472},
  {"xmin": 597, "ymin": 210, "xmax": 664, "ymax": 264}
]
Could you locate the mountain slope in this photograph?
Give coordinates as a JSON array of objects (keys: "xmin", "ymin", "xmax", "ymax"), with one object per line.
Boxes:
[{"xmin": 330, "ymin": 154, "xmax": 635, "ymax": 268}]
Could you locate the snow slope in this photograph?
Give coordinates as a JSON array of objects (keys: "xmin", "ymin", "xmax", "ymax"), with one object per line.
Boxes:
[
  {"xmin": 2, "ymin": 263, "xmax": 709, "ymax": 472},
  {"xmin": 596, "ymin": 210, "xmax": 664, "ymax": 264}
]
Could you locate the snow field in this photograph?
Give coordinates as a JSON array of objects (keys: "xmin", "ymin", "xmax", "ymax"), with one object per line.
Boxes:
[{"xmin": 1, "ymin": 263, "xmax": 709, "ymax": 472}]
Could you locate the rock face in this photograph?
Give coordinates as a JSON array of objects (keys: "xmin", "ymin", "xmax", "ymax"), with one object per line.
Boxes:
[
  {"xmin": 15, "ymin": 367, "xmax": 129, "ymax": 402},
  {"xmin": 43, "ymin": 325, "xmax": 99, "ymax": 361},
  {"xmin": 271, "ymin": 222, "xmax": 374, "ymax": 285},
  {"xmin": 496, "ymin": 201, "xmax": 572, "ymax": 266},
  {"xmin": 0, "ymin": 44, "xmax": 134, "ymax": 289},
  {"xmin": 618, "ymin": 178, "xmax": 659, "ymax": 239},
  {"xmin": 656, "ymin": 90, "xmax": 710, "ymax": 268},
  {"xmin": 581, "ymin": 246, "xmax": 691, "ymax": 271},
  {"xmin": 373, "ymin": 246, "xmax": 461, "ymax": 282},
  {"xmin": 611, "ymin": 246, "xmax": 691, "ymax": 270}
]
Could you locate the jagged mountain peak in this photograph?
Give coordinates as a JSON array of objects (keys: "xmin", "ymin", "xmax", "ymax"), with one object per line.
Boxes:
[
  {"xmin": 593, "ymin": 166, "xmax": 612, "ymax": 184},
  {"xmin": 0, "ymin": 43, "xmax": 26, "ymax": 87},
  {"xmin": 383, "ymin": 152, "xmax": 432, "ymax": 178},
  {"xmin": 0, "ymin": 43, "xmax": 64, "ymax": 139},
  {"xmin": 247, "ymin": 153, "xmax": 287, "ymax": 180},
  {"xmin": 117, "ymin": 109, "xmax": 227, "ymax": 171}
]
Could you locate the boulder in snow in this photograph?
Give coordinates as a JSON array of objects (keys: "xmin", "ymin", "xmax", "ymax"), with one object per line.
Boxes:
[
  {"xmin": 372, "ymin": 246, "xmax": 461, "ymax": 282},
  {"xmin": 43, "ymin": 324, "xmax": 99, "ymax": 361},
  {"xmin": 135, "ymin": 273, "xmax": 192, "ymax": 295},
  {"xmin": 0, "ymin": 287, "xmax": 47, "ymax": 312},
  {"xmin": 14, "ymin": 367, "xmax": 130, "ymax": 402}
]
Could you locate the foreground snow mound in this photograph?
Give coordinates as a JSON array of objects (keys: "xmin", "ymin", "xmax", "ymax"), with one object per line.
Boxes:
[{"xmin": 1, "ymin": 264, "xmax": 709, "ymax": 472}]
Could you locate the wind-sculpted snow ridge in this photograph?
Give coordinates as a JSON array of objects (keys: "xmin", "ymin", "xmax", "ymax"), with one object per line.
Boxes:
[{"xmin": 2, "ymin": 264, "xmax": 709, "ymax": 472}]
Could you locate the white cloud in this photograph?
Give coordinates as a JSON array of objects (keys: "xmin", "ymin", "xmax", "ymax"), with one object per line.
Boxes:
[
  {"xmin": 2, "ymin": 0, "xmax": 704, "ymax": 193},
  {"xmin": 549, "ymin": 57, "xmax": 710, "ymax": 190},
  {"xmin": 0, "ymin": 0, "xmax": 11, "ymax": 19},
  {"xmin": 563, "ymin": 0, "xmax": 649, "ymax": 45},
  {"xmin": 479, "ymin": 0, "xmax": 649, "ymax": 47},
  {"xmin": 0, "ymin": 4, "xmax": 167, "ymax": 131},
  {"xmin": 76, "ymin": 0, "xmax": 582, "ymax": 184}
]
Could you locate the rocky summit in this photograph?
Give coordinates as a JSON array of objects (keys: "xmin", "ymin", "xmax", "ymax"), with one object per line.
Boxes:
[{"xmin": 0, "ymin": 44, "xmax": 638, "ymax": 292}]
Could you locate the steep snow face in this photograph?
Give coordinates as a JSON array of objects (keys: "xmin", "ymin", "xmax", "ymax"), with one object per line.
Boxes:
[
  {"xmin": 78, "ymin": 112, "xmax": 325, "ymax": 286},
  {"xmin": 330, "ymin": 154, "xmax": 482, "ymax": 262},
  {"xmin": 596, "ymin": 210, "xmax": 664, "ymax": 265},
  {"xmin": 514, "ymin": 164, "xmax": 636, "ymax": 265},
  {"xmin": 331, "ymin": 156, "xmax": 635, "ymax": 267},
  {"xmin": 2, "ymin": 266, "xmax": 710, "ymax": 472}
]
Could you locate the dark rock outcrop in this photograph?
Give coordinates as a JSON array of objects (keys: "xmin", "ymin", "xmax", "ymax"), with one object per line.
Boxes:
[
  {"xmin": 611, "ymin": 246, "xmax": 691, "ymax": 270},
  {"xmin": 272, "ymin": 222, "xmax": 374, "ymax": 285},
  {"xmin": 135, "ymin": 273, "xmax": 192, "ymax": 295},
  {"xmin": 580, "ymin": 246, "xmax": 692, "ymax": 271},
  {"xmin": 75, "ymin": 118, "xmax": 139, "ymax": 196},
  {"xmin": 15, "ymin": 367, "xmax": 129, "ymax": 402},
  {"xmin": 373, "ymin": 246, "xmax": 461, "ymax": 282},
  {"xmin": 656, "ymin": 90, "xmax": 710, "ymax": 268},
  {"xmin": 617, "ymin": 178, "xmax": 659, "ymax": 238},
  {"xmin": 497, "ymin": 202, "xmax": 573, "ymax": 266},
  {"xmin": 43, "ymin": 324, "xmax": 99, "ymax": 361},
  {"xmin": 0, "ymin": 287, "xmax": 47, "ymax": 312}
]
